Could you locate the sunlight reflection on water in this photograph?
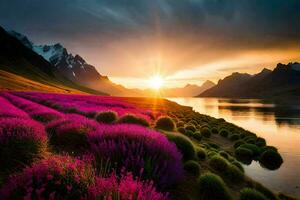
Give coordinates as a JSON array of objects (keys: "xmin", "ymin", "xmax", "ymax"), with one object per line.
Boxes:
[{"xmin": 168, "ymin": 97, "xmax": 300, "ymax": 196}]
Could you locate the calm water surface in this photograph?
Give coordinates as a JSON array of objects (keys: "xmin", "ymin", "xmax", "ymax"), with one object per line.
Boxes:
[{"xmin": 168, "ymin": 97, "xmax": 300, "ymax": 196}]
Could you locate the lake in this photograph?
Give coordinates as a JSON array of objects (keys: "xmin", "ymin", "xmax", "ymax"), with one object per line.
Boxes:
[{"xmin": 167, "ymin": 97, "xmax": 300, "ymax": 196}]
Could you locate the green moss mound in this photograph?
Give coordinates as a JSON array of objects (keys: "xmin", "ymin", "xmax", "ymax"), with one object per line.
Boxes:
[
  {"xmin": 197, "ymin": 148, "xmax": 207, "ymax": 160},
  {"xmin": 177, "ymin": 127, "xmax": 186, "ymax": 134},
  {"xmin": 226, "ymin": 164, "xmax": 244, "ymax": 183},
  {"xmin": 184, "ymin": 160, "xmax": 201, "ymax": 177},
  {"xmin": 238, "ymin": 188, "xmax": 268, "ymax": 200},
  {"xmin": 208, "ymin": 142, "xmax": 220, "ymax": 149},
  {"xmin": 189, "ymin": 120, "xmax": 198, "ymax": 125},
  {"xmin": 259, "ymin": 150, "xmax": 283, "ymax": 170},
  {"xmin": 256, "ymin": 137, "xmax": 266, "ymax": 147},
  {"xmin": 244, "ymin": 136, "xmax": 257, "ymax": 144},
  {"xmin": 96, "ymin": 111, "xmax": 118, "ymax": 124},
  {"xmin": 201, "ymin": 127, "xmax": 211, "ymax": 138},
  {"xmin": 220, "ymin": 129, "xmax": 229, "ymax": 137},
  {"xmin": 262, "ymin": 146, "xmax": 278, "ymax": 152},
  {"xmin": 234, "ymin": 140, "xmax": 245, "ymax": 149},
  {"xmin": 176, "ymin": 121, "xmax": 185, "ymax": 128},
  {"xmin": 185, "ymin": 124, "xmax": 196, "ymax": 132},
  {"xmin": 118, "ymin": 114, "xmax": 149, "ymax": 127},
  {"xmin": 166, "ymin": 134, "xmax": 196, "ymax": 161},
  {"xmin": 155, "ymin": 116, "xmax": 176, "ymax": 131},
  {"xmin": 231, "ymin": 161, "xmax": 244, "ymax": 172},
  {"xmin": 235, "ymin": 147, "xmax": 253, "ymax": 164},
  {"xmin": 184, "ymin": 130, "xmax": 194, "ymax": 137},
  {"xmin": 253, "ymin": 182, "xmax": 278, "ymax": 200},
  {"xmin": 229, "ymin": 134, "xmax": 240, "ymax": 141},
  {"xmin": 207, "ymin": 150, "xmax": 218, "ymax": 158},
  {"xmin": 239, "ymin": 144, "xmax": 261, "ymax": 157},
  {"xmin": 211, "ymin": 127, "xmax": 219, "ymax": 134},
  {"xmin": 193, "ymin": 131, "xmax": 202, "ymax": 141},
  {"xmin": 209, "ymin": 155, "xmax": 228, "ymax": 172},
  {"xmin": 219, "ymin": 151, "xmax": 229, "ymax": 159},
  {"xmin": 198, "ymin": 173, "xmax": 232, "ymax": 200}
]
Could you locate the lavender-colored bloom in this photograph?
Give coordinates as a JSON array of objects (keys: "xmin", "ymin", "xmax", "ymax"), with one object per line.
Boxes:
[
  {"xmin": 88, "ymin": 124, "xmax": 184, "ymax": 188},
  {"xmin": 0, "ymin": 118, "xmax": 46, "ymax": 144},
  {"xmin": 0, "ymin": 118, "xmax": 47, "ymax": 171},
  {"xmin": 0, "ymin": 155, "xmax": 94, "ymax": 200},
  {"xmin": 45, "ymin": 114, "xmax": 88, "ymax": 134},
  {"xmin": 1, "ymin": 93, "xmax": 63, "ymax": 123},
  {"xmin": 47, "ymin": 115, "xmax": 99, "ymax": 153},
  {"xmin": 1, "ymin": 155, "xmax": 167, "ymax": 200},
  {"xmin": 14, "ymin": 92, "xmax": 154, "ymax": 122},
  {"xmin": 87, "ymin": 172, "xmax": 168, "ymax": 200},
  {"xmin": 0, "ymin": 96, "xmax": 29, "ymax": 118}
]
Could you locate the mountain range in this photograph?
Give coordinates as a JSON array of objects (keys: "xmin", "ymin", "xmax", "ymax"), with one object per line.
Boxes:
[
  {"xmin": 0, "ymin": 26, "xmax": 109, "ymax": 94},
  {"xmin": 198, "ymin": 63, "xmax": 300, "ymax": 99},
  {"xmin": 8, "ymin": 30, "xmax": 141, "ymax": 96},
  {"xmin": 2, "ymin": 26, "xmax": 299, "ymax": 99},
  {"xmin": 161, "ymin": 81, "xmax": 215, "ymax": 97},
  {"xmin": 1, "ymin": 27, "xmax": 214, "ymax": 97}
]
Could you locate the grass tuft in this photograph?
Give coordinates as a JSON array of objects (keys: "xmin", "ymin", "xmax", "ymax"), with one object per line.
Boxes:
[
  {"xmin": 167, "ymin": 134, "xmax": 196, "ymax": 161},
  {"xmin": 184, "ymin": 160, "xmax": 201, "ymax": 177},
  {"xmin": 96, "ymin": 111, "xmax": 118, "ymax": 124},
  {"xmin": 198, "ymin": 173, "xmax": 232, "ymax": 200},
  {"xmin": 209, "ymin": 155, "xmax": 228, "ymax": 172},
  {"xmin": 155, "ymin": 116, "xmax": 176, "ymax": 131},
  {"xmin": 118, "ymin": 114, "xmax": 149, "ymax": 127},
  {"xmin": 259, "ymin": 150, "xmax": 283, "ymax": 170},
  {"xmin": 238, "ymin": 188, "xmax": 268, "ymax": 200}
]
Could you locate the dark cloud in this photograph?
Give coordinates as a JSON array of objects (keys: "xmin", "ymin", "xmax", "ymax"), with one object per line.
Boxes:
[
  {"xmin": 0, "ymin": 0, "xmax": 300, "ymax": 82},
  {"xmin": 2, "ymin": 0, "xmax": 299, "ymax": 43}
]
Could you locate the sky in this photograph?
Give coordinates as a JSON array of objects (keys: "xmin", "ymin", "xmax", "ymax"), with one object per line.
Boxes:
[{"xmin": 1, "ymin": 0, "xmax": 300, "ymax": 89}]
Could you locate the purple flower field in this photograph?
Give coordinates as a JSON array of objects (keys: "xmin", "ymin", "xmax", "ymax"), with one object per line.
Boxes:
[
  {"xmin": 15, "ymin": 92, "xmax": 155, "ymax": 122},
  {"xmin": 0, "ymin": 92, "xmax": 181, "ymax": 199}
]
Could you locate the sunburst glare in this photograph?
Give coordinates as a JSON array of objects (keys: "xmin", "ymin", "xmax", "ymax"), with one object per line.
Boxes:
[{"xmin": 149, "ymin": 75, "xmax": 164, "ymax": 90}]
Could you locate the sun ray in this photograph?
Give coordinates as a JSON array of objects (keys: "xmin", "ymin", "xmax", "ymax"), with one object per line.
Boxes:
[{"xmin": 149, "ymin": 75, "xmax": 164, "ymax": 90}]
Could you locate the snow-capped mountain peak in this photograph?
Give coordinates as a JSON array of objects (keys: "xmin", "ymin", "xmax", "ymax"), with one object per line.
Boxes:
[
  {"xmin": 8, "ymin": 30, "xmax": 103, "ymax": 83},
  {"xmin": 33, "ymin": 43, "xmax": 66, "ymax": 63}
]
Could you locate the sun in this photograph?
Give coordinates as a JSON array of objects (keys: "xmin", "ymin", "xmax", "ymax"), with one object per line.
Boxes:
[{"xmin": 149, "ymin": 75, "xmax": 164, "ymax": 89}]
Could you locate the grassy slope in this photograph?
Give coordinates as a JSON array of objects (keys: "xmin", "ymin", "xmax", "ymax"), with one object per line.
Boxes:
[
  {"xmin": 0, "ymin": 26, "xmax": 108, "ymax": 95},
  {"xmin": 0, "ymin": 70, "xmax": 83, "ymax": 93},
  {"xmin": 0, "ymin": 62, "xmax": 108, "ymax": 95}
]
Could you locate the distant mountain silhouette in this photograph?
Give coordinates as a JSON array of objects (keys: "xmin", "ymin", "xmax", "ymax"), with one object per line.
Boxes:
[
  {"xmin": 162, "ymin": 80, "xmax": 215, "ymax": 97},
  {"xmin": 198, "ymin": 63, "xmax": 300, "ymax": 98}
]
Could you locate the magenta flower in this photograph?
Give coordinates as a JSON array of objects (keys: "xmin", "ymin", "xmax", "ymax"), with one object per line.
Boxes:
[
  {"xmin": 46, "ymin": 114, "xmax": 99, "ymax": 153},
  {"xmin": 0, "ymin": 118, "xmax": 47, "ymax": 172},
  {"xmin": 88, "ymin": 124, "xmax": 183, "ymax": 188},
  {"xmin": 45, "ymin": 114, "xmax": 88, "ymax": 134},
  {"xmin": 14, "ymin": 92, "xmax": 154, "ymax": 122},
  {"xmin": 1, "ymin": 93, "xmax": 63, "ymax": 123},
  {"xmin": 1, "ymin": 156, "xmax": 167, "ymax": 200},
  {"xmin": 0, "ymin": 118, "xmax": 46, "ymax": 143},
  {"xmin": 0, "ymin": 155, "xmax": 94, "ymax": 200},
  {"xmin": 0, "ymin": 96, "xmax": 29, "ymax": 118},
  {"xmin": 87, "ymin": 172, "xmax": 168, "ymax": 200}
]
